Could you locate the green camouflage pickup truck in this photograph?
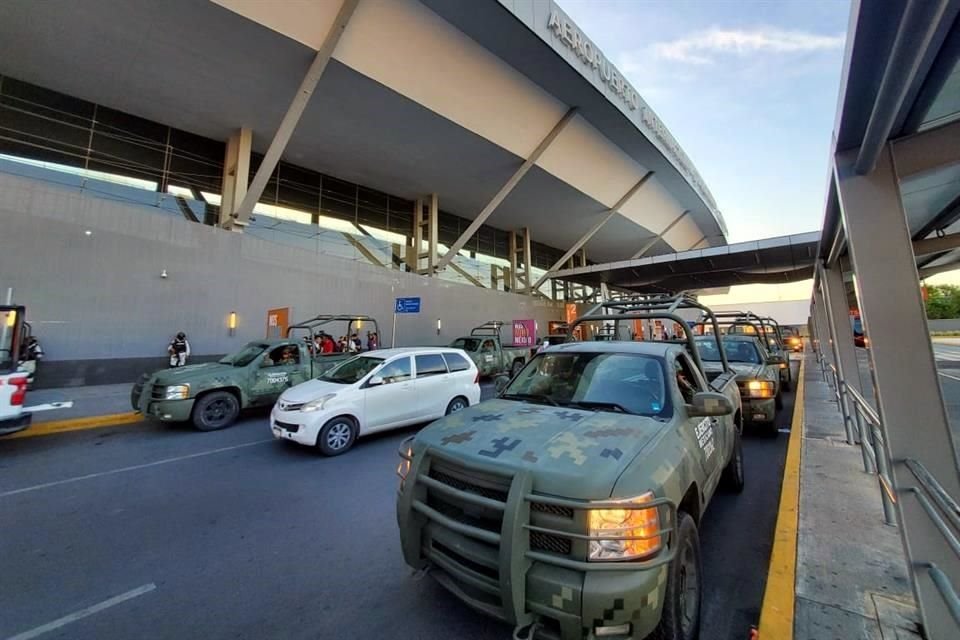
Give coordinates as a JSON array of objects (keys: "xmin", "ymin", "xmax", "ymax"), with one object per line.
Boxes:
[
  {"xmin": 131, "ymin": 315, "xmax": 378, "ymax": 431},
  {"xmin": 449, "ymin": 321, "xmax": 534, "ymax": 378},
  {"xmin": 396, "ymin": 295, "xmax": 743, "ymax": 640}
]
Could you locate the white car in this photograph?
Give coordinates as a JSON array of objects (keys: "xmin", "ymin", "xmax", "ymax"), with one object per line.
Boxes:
[{"xmin": 270, "ymin": 347, "xmax": 481, "ymax": 455}]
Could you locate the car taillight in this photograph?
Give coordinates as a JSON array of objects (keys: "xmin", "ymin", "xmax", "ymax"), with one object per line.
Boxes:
[
  {"xmin": 9, "ymin": 376, "xmax": 28, "ymax": 406},
  {"xmin": 474, "ymin": 370, "xmax": 479, "ymax": 384}
]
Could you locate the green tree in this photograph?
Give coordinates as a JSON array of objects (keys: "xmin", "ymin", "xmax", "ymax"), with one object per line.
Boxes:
[{"xmin": 925, "ymin": 284, "xmax": 960, "ymax": 319}]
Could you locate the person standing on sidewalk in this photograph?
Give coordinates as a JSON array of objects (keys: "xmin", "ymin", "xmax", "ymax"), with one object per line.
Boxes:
[{"xmin": 168, "ymin": 332, "xmax": 191, "ymax": 367}]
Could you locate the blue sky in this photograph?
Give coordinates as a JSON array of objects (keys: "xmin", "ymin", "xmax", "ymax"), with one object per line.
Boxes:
[{"xmin": 557, "ymin": 0, "xmax": 851, "ymax": 244}]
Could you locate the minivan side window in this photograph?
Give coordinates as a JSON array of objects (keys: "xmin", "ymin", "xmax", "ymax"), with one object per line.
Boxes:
[
  {"xmin": 442, "ymin": 352, "xmax": 471, "ymax": 372},
  {"xmin": 415, "ymin": 354, "xmax": 448, "ymax": 378},
  {"xmin": 377, "ymin": 357, "xmax": 411, "ymax": 384}
]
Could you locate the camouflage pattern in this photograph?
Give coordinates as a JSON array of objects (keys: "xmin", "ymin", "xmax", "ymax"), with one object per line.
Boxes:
[
  {"xmin": 397, "ymin": 341, "xmax": 743, "ymax": 640},
  {"xmin": 131, "ymin": 339, "xmax": 351, "ymax": 424}
]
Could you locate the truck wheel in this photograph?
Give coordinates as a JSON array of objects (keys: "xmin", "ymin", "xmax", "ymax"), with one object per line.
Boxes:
[
  {"xmin": 653, "ymin": 512, "xmax": 701, "ymax": 640},
  {"xmin": 721, "ymin": 427, "xmax": 745, "ymax": 493},
  {"xmin": 317, "ymin": 416, "xmax": 357, "ymax": 456},
  {"xmin": 445, "ymin": 397, "xmax": 469, "ymax": 415},
  {"xmin": 510, "ymin": 360, "xmax": 524, "ymax": 378},
  {"xmin": 782, "ymin": 375, "xmax": 792, "ymax": 392},
  {"xmin": 191, "ymin": 391, "xmax": 240, "ymax": 431}
]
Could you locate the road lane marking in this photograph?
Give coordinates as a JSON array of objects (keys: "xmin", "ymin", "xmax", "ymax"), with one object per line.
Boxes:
[
  {"xmin": 937, "ymin": 370, "xmax": 960, "ymax": 383},
  {"xmin": 8, "ymin": 412, "xmax": 144, "ymax": 439},
  {"xmin": 758, "ymin": 358, "xmax": 804, "ymax": 638},
  {"xmin": 5, "ymin": 583, "xmax": 156, "ymax": 640},
  {"xmin": 0, "ymin": 439, "xmax": 273, "ymax": 498}
]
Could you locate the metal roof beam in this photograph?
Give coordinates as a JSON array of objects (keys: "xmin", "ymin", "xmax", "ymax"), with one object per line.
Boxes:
[
  {"xmin": 227, "ymin": 0, "xmax": 359, "ymax": 228},
  {"xmin": 631, "ymin": 210, "xmax": 690, "ymax": 259},
  {"xmin": 529, "ymin": 171, "xmax": 652, "ymax": 291},
  {"xmin": 434, "ymin": 107, "xmax": 578, "ymax": 272},
  {"xmin": 854, "ymin": 0, "xmax": 955, "ymax": 175}
]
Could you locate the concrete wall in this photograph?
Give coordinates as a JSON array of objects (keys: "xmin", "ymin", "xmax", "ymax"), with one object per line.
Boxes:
[
  {"xmin": 928, "ymin": 319, "xmax": 960, "ymax": 332},
  {"xmin": 0, "ymin": 172, "xmax": 563, "ymax": 386}
]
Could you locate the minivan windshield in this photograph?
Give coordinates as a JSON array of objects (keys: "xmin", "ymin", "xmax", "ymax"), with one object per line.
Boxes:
[
  {"xmin": 319, "ymin": 355, "xmax": 384, "ymax": 384},
  {"xmin": 219, "ymin": 343, "xmax": 269, "ymax": 367},
  {"xmin": 502, "ymin": 351, "xmax": 670, "ymax": 417}
]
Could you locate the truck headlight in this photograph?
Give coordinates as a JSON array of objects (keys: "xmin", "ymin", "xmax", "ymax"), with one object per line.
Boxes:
[
  {"xmin": 588, "ymin": 492, "xmax": 662, "ymax": 561},
  {"xmin": 744, "ymin": 380, "xmax": 775, "ymax": 398},
  {"xmin": 302, "ymin": 393, "xmax": 336, "ymax": 412},
  {"xmin": 164, "ymin": 384, "xmax": 190, "ymax": 400}
]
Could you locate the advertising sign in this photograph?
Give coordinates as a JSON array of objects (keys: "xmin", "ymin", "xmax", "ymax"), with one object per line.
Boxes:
[{"xmin": 512, "ymin": 319, "xmax": 536, "ymax": 347}]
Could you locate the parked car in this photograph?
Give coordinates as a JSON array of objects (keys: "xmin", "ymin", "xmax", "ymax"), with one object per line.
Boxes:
[{"xmin": 271, "ymin": 347, "xmax": 481, "ymax": 455}]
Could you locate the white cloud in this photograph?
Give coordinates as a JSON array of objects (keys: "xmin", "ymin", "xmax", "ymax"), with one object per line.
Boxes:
[{"xmin": 653, "ymin": 27, "xmax": 844, "ymax": 64}]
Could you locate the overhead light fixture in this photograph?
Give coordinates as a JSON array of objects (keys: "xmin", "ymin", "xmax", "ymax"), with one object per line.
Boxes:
[
  {"xmin": 437, "ymin": 318, "xmax": 442, "ymax": 335},
  {"xmin": 228, "ymin": 311, "xmax": 237, "ymax": 336},
  {"xmin": 160, "ymin": 269, "xmax": 168, "ymax": 279},
  {"xmin": 84, "ymin": 230, "xmax": 92, "ymax": 236}
]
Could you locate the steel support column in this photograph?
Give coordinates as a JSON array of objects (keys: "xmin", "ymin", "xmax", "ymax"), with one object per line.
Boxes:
[
  {"xmin": 413, "ymin": 196, "xmax": 439, "ymax": 275},
  {"xmin": 228, "ymin": 0, "xmax": 359, "ymax": 228},
  {"xmin": 219, "ymin": 128, "xmax": 251, "ymax": 228},
  {"xmin": 837, "ymin": 145, "xmax": 960, "ymax": 638},
  {"xmin": 509, "ymin": 227, "xmax": 532, "ymax": 294},
  {"xmin": 435, "ymin": 108, "xmax": 577, "ymax": 271},
  {"xmin": 631, "ymin": 210, "xmax": 690, "ymax": 259},
  {"xmin": 531, "ymin": 173, "xmax": 653, "ymax": 291},
  {"xmin": 819, "ymin": 264, "xmax": 857, "ymax": 444}
]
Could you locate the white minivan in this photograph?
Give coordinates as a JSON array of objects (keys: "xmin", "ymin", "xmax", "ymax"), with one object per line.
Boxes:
[{"xmin": 270, "ymin": 347, "xmax": 481, "ymax": 455}]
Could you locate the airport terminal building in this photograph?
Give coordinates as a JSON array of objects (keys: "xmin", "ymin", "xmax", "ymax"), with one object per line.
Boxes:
[{"xmin": 0, "ymin": 0, "xmax": 728, "ymax": 385}]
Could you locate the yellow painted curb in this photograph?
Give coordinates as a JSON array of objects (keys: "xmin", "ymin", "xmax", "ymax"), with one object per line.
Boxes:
[
  {"xmin": 8, "ymin": 412, "xmax": 144, "ymax": 439},
  {"xmin": 757, "ymin": 358, "xmax": 804, "ymax": 639}
]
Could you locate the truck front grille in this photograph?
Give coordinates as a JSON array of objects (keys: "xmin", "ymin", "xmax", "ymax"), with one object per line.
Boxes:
[
  {"xmin": 531, "ymin": 502, "xmax": 574, "ymax": 519},
  {"xmin": 428, "ymin": 466, "xmax": 509, "ymax": 502},
  {"xmin": 529, "ymin": 530, "xmax": 572, "ymax": 555}
]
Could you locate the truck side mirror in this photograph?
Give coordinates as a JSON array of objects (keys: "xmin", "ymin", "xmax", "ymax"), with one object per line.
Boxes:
[
  {"xmin": 766, "ymin": 355, "xmax": 785, "ymax": 365},
  {"xmin": 687, "ymin": 391, "xmax": 734, "ymax": 417}
]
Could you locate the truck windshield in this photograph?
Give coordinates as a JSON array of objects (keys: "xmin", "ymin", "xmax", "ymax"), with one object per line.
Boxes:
[
  {"xmin": 449, "ymin": 337, "xmax": 481, "ymax": 352},
  {"xmin": 219, "ymin": 343, "xmax": 269, "ymax": 367},
  {"xmin": 502, "ymin": 352, "xmax": 670, "ymax": 417},
  {"xmin": 320, "ymin": 355, "xmax": 384, "ymax": 384},
  {"xmin": 696, "ymin": 337, "xmax": 762, "ymax": 364}
]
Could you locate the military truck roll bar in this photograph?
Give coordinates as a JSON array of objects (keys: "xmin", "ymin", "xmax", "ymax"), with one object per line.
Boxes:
[
  {"xmin": 285, "ymin": 314, "xmax": 380, "ymax": 342},
  {"xmin": 469, "ymin": 321, "xmax": 506, "ymax": 338},
  {"xmin": 696, "ymin": 311, "xmax": 771, "ymax": 344},
  {"xmin": 569, "ymin": 293, "xmax": 732, "ymax": 375}
]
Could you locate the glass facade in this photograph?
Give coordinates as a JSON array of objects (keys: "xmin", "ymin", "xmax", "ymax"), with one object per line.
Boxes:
[{"xmin": 0, "ymin": 73, "xmax": 582, "ymax": 299}]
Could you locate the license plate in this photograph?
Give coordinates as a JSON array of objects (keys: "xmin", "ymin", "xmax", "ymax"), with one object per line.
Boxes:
[{"xmin": 753, "ymin": 413, "xmax": 765, "ymax": 420}]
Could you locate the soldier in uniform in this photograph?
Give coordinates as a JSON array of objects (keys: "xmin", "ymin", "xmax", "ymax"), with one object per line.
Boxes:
[{"xmin": 168, "ymin": 332, "xmax": 191, "ymax": 367}]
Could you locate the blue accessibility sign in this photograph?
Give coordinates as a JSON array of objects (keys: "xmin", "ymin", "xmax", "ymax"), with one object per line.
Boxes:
[{"xmin": 395, "ymin": 297, "xmax": 421, "ymax": 314}]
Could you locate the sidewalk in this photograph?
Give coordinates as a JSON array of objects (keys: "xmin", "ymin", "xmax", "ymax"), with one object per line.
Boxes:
[
  {"xmin": 793, "ymin": 354, "xmax": 922, "ymax": 639},
  {"xmin": 24, "ymin": 383, "xmax": 134, "ymax": 423}
]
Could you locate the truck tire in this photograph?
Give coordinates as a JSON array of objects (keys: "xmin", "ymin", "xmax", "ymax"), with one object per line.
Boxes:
[
  {"xmin": 782, "ymin": 374, "xmax": 792, "ymax": 392},
  {"xmin": 191, "ymin": 391, "xmax": 240, "ymax": 431},
  {"xmin": 510, "ymin": 359, "xmax": 524, "ymax": 378},
  {"xmin": 317, "ymin": 416, "xmax": 357, "ymax": 456},
  {"xmin": 653, "ymin": 512, "xmax": 701, "ymax": 640},
  {"xmin": 721, "ymin": 426, "xmax": 745, "ymax": 493}
]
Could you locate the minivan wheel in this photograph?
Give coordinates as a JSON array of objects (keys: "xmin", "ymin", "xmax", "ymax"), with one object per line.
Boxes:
[
  {"xmin": 445, "ymin": 397, "xmax": 469, "ymax": 415},
  {"xmin": 317, "ymin": 416, "xmax": 357, "ymax": 456}
]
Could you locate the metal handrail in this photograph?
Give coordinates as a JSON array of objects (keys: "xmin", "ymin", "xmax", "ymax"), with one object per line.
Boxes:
[
  {"xmin": 845, "ymin": 384, "xmax": 881, "ymax": 427},
  {"xmin": 928, "ymin": 563, "xmax": 960, "ymax": 628},
  {"xmin": 904, "ymin": 459, "xmax": 960, "ymax": 542}
]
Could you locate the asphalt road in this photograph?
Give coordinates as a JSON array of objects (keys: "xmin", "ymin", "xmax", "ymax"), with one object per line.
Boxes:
[{"xmin": 0, "ymin": 372, "xmax": 795, "ymax": 640}]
